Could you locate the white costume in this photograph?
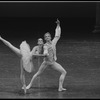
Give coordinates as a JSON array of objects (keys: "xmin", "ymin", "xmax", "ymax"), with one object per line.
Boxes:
[{"xmin": 20, "ymin": 41, "xmax": 34, "ymax": 73}]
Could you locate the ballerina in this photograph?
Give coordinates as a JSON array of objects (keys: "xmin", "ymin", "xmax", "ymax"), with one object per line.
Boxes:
[{"xmin": 0, "ymin": 36, "xmax": 45, "ymax": 94}]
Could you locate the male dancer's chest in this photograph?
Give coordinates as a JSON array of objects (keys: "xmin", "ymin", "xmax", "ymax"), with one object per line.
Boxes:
[{"xmin": 44, "ymin": 43, "xmax": 55, "ymax": 62}]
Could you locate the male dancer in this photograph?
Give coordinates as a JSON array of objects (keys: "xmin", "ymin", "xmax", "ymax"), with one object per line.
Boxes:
[{"xmin": 26, "ymin": 19, "xmax": 67, "ymax": 91}]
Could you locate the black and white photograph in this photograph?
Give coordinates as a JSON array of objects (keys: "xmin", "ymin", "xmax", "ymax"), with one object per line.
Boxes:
[{"xmin": 0, "ymin": 0, "xmax": 99, "ymax": 99}]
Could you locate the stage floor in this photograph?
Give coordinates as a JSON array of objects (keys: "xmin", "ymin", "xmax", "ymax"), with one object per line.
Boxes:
[{"xmin": 0, "ymin": 40, "xmax": 100, "ymax": 98}]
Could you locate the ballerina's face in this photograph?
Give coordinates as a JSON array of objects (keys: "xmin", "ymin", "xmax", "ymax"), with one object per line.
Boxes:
[{"xmin": 38, "ymin": 38, "xmax": 43, "ymax": 45}]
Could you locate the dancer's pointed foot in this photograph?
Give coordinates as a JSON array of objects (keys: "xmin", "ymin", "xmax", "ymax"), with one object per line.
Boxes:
[
  {"xmin": 26, "ymin": 84, "xmax": 31, "ymax": 89},
  {"xmin": 58, "ymin": 87, "xmax": 67, "ymax": 92},
  {"xmin": 22, "ymin": 84, "xmax": 31, "ymax": 90},
  {"xmin": 22, "ymin": 85, "xmax": 27, "ymax": 94},
  {"xmin": 22, "ymin": 86, "xmax": 24, "ymax": 89}
]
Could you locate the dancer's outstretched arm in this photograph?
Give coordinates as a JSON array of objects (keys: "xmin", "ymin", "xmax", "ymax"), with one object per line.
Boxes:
[
  {"xmin": 30, "ymin": 46, "xmax": 37, "ymax": 55},
  {"xmin": 0, "ymin": 36, "xmax": 21, "ymax": 57},
  {"xmin": 31, "ymin": 46, "xmax": 46, "ymax": 57}
]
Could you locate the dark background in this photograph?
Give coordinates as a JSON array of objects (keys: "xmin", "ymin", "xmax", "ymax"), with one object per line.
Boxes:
[
  {"xmin": 0, "ymin": 2, "xmax": 97, "ymax": 41},
  {"xmin": 0, "ymin": 2, "xmax": 100, "ymax": 98}
]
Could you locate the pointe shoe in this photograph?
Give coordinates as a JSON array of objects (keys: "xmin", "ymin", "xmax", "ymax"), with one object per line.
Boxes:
[
  {"xmin": 26, "ymin": 84, "xmax": 31, "ymax": 89},
  {"xmin": 22, "ymin": 86, "xmax": 24, "ymax": 89},
  {"xmin": 23, "ymin": 85, "xmax": 27, "ymax": 94},
  {"xmin": 22, "ymin": 84, "xmax": 31, "ymax": 90},
  {"xmin": 58, "ymin": 87, "xmax": 67, "ymax": 92}
]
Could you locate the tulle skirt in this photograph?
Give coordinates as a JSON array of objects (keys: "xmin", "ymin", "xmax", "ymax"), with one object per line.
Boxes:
[
  {"xmin": 20, "ymin": 41, "xmax": 34, "ymax": 73},
  {"xmin": 22, "ymin": 55, "xmax": 34, "ymax": 73}
]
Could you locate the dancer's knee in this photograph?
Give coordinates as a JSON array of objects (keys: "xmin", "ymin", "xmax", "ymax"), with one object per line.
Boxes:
[{"xmin": 62, "ymin": 70, "xmax": 67, "ymax": 75}]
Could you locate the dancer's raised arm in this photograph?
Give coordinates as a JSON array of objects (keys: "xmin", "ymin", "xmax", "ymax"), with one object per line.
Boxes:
[
  {"xmin": 0, "ymin": 36, "xmax": 21, "ymax": 56},
  {"xmin": 52, "ymin": 19, "xmax": 61, "ymax": 45}
]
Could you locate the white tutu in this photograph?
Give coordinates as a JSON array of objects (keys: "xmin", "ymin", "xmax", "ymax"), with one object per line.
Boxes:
[{"xmin": 20, "ymin": 41, "xmax": 34, "ymax": 73}]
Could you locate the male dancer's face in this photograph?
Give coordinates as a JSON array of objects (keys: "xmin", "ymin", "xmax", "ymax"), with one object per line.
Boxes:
[{"xmin": 44, "ymin": 33, "xmax": 51, "ymax": 42}]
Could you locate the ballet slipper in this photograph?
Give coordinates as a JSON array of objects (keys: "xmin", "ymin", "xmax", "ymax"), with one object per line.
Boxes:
[{"xmin": 58, "ymin": 87, "xmax": 67, "ymax": 92}]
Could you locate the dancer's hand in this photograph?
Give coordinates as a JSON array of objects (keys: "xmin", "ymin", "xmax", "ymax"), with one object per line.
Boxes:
[
  {"xmin": 56, "ymin": 18, "xmax": 60, "ymax": 26},
  {"xmin": 0, "ymin": 35, "xmax": 2, "ymax": 40},
  {"xmin": 44, "ymin": 53, "xmax": 49, "ymax": 57}
]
